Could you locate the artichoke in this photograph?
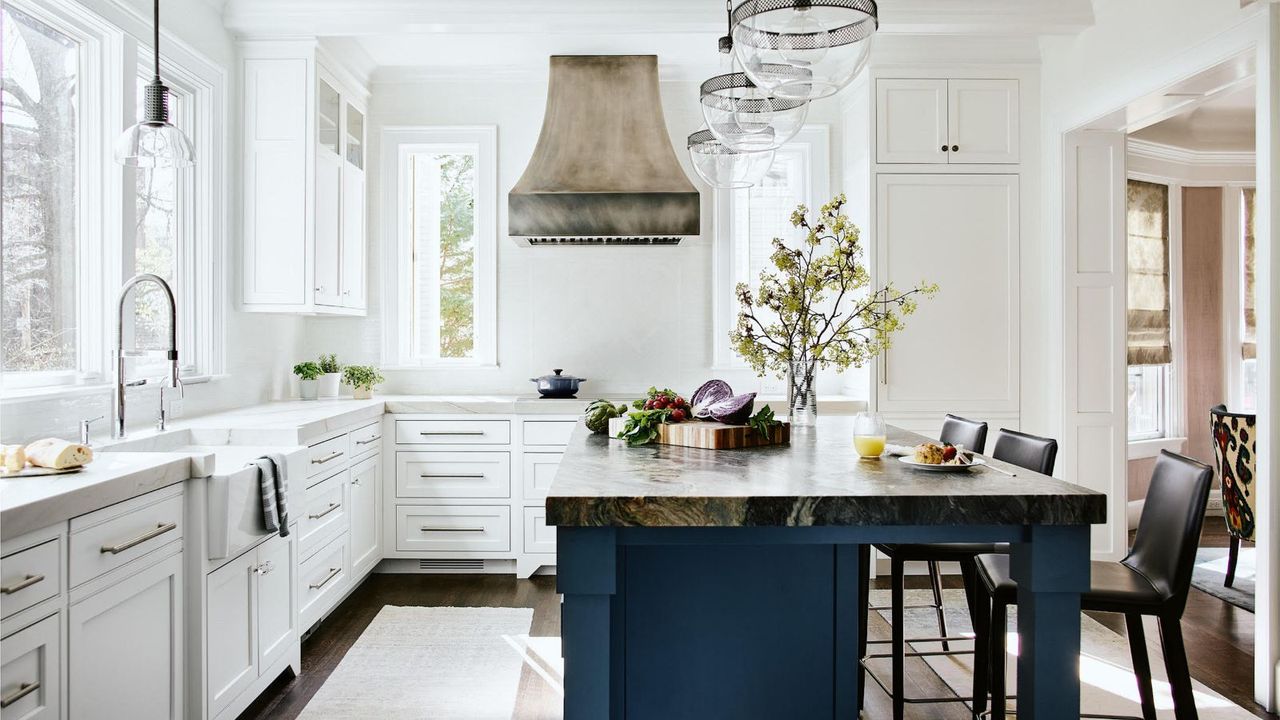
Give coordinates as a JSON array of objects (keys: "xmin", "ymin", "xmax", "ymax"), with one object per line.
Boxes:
[{"xmin": 584, "ymin": 399, "xmax": 628, "ymax": 434}]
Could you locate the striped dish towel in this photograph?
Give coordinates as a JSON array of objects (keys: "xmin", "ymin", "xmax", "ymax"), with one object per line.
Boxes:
[{"xmin": 253, "ymin": 454, "xmax": 290, "ymax": 537}]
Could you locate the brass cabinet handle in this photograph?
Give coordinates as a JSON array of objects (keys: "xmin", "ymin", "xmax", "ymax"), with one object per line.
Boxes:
[
  {"xmin": 420, "ymin": 526, "xmax": 486, "ymax": 533},
  {"xmin": 100, "ymin": 522, "xmax": 177, "ymax": 554},
  {"xmin": 419, "ymin": 473, "xmax": 486, "ymax": 479},
  {"xmin": 0, "ymin": 574, "xmax": 45, "ymax": 595},
  {"xmin": 308, "ymin": 502, "xmax": 341, "ymax": 520},
  {"xmin": 311, "ymin": 451, "xmax": 343, "ymax": 465},
  {"xmin": 0, "ymin": 681, "xmax": 40, "ymax": 708},
  {"xmin": 355, "ymin": 436, "xmax": 382, "ymax": 445},
  {"xmin": 309, "ymin": 566, "xmax": 341, "ymax": 590},
  {"xmin": 418, "ymin": 430, "xmax": 485, "ymax": 436}
]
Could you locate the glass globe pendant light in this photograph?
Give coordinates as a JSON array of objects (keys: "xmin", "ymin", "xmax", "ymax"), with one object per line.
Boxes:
[
  {"xmin": 731, "ymin": 0, "xmax": 878, "ymax": 101},
  {"xmin": 115, "ymin": 0, "xmax": 194, "ymax": 167},
  {"xmin": 687, "ymin": 128, "xmax": 775, "ymax": 189}
]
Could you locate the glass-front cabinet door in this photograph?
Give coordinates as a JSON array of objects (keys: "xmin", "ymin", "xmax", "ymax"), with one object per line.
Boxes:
[
  {"xmin": 345, "ymin": 103, "xmax": 364, "ymax": 170},
  {"xmin": 317, "ymin": 78, "xmax": 340, "ymax": 156}
]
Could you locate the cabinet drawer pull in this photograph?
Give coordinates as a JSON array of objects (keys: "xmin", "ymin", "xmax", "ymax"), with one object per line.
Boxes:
[
  {"xmin": 0, "ymin": 681, "xmax": 40, "ymax": 708},
  {"xmin": 355, "ymin": 436, "xmax": 382, "ymax": 445},
  {"xmin": 418, "ymin": 430, "xmax": 485, "ymax": 436},
  {"xmin": 419, "ymin": 473, "xmax": 486, "ymax": 479},
  {"xmin": 308, "ymin": 502, "xmax": 341, "ymax": 520},
  {"xmin": 420, "ymin": 526, "xmax": 486, "ymax": 533},
  {"xmin": 309, "ymin": 566, "xmax": 341, "ymax": 590},
  {"xmin": 0, "ymin": 574, "xmax": 45, "ymax": 594},
  {"xmin": 311, "ymin": 451, "xmax": 344, "ymax": 465},
  {"xmin": 100, "ymin": 521, "xmax": 177, "ymax": 554}
]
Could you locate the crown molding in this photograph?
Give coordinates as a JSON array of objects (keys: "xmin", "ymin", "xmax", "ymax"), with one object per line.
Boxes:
[{"xmin": 1127, "ymin": 138, "xmax": 1256, "ymax": 167}]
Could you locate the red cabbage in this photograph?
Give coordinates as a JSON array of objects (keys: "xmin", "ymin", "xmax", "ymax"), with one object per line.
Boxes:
[
  {"xmin": 704, "ymin": 392, "xmax": 757, "ymax": 425},
  {"xmin": 690, "ymin": 379, "xmax": 733, "ymax": 417}
]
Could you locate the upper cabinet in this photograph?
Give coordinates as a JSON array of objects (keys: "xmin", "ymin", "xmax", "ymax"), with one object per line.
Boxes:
[
  {"xmin": 876, "ymin": 78, "xmax": 1019, "ymax": 165},
  {"xmin": 242, "ymin": 41, "xmax": 369, "ymax": 315}
]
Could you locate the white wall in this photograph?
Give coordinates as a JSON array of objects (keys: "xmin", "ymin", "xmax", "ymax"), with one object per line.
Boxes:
[
  {"xmin": 302, "ymin": 75, "xmax": 847, "ymax": 398},
  {"xmin": 0, "ymin": 0, "xmax": 309, "ymax": 443}
]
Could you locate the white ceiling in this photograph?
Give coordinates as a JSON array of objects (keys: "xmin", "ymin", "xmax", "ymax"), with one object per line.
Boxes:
[
  {"xmin": 1129, "ymin": 82, "xmax": 1256, "ymax": 152},
  {"xmin": 224, "ymin": 0, "xmax": 1095, "ymax": 78}
]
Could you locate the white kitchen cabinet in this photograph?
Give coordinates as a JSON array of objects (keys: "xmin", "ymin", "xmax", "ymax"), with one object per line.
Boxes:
[
  {"xmin": 1, "ymin": 613, "xmax": 60, "ymax": 720},
  {"xmin": 875, "ymin": 174, "xmax": 1020, "ymax": 415},
  {"xmin": 348, "ymin": 455, "xmax": 380, "ymax": 577},
  {"xmin": 876, "ymin": 78, "xmax": 1018, "ymax": 164},
  {"xmin": 205, "ymin": 533, "xmax": 295, "ymax": 720},
  {"xmin": 69, "ymin": 549, "xmax": 184, "ymax": 720},
  {"xmin": 241, "ymin": 40, "xmax": 369, "ymax": 315}
]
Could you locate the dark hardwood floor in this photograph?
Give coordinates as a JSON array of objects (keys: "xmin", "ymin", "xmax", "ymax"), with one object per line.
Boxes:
[{"xmin": 240, "ymin": 525, "xmax": 1271, "ymax": 719}]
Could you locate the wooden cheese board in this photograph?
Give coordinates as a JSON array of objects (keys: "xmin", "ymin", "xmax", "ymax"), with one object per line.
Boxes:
[{"xmin": 607, "ymin": 416, "xmax": 790, "ymax": 449}]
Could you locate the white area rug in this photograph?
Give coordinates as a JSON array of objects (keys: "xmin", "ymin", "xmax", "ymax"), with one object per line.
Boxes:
[
  {"xmin": 871, "ymin": 589, "xmax": 1257, "ymax": 719},
  {"xmin": 297, "ymin": 606, "xmax": 534, "ymax": 720}
]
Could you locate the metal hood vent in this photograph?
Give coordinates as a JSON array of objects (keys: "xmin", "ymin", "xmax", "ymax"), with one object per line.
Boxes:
[{"xmin": 509, "ymin": 55, "xmax": 701, "ymax": 245}]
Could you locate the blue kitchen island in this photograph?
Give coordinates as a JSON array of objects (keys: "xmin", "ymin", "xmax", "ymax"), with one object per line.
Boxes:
[{"xmin": 546, "ymin": 419, "xmax": 1107, "ymax": 719}]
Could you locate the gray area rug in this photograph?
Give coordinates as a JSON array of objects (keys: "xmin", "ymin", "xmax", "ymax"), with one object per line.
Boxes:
[
  {"xmin": 298, "ymin": 606, "xmax": 534, "ymax": 719},
  {"xmin": 1191, "ymin": 546, "xmax": 1255, "ymax": 613},
  {"xmin": 871, "ymin": 588, "xmax": 1256, "ymax": 718}
]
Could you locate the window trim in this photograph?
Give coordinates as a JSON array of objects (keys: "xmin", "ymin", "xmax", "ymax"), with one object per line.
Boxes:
[
  {"xmin": 1222, "ymin": 183, "xmax": 1258, "ymax": 410},
  {"xmin": 712, "ymin": 125, "xmax": 831, "ymax": 371},
  {"xmin": 380, "ymin": 125, "xmax": 498, "ymax": 368}
]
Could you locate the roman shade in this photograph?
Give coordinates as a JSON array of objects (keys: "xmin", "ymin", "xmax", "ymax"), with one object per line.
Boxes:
[
  {"xmin": 1126, "ymin": 180, "xmax": 1172, "ymax": 365},
  {"xmin": 1243, "ymin": 188, "xmax": 1256, "ymax": 360}
]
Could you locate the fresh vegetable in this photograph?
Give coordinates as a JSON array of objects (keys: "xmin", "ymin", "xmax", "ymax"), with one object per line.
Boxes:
[
  {"xmin": 617, "ymin": 409, "xmax": 674, "ymax": 447},
  {"xmin": 703, "ymin": 391, "xmax": 757, "ymax": 424},
  {"xmin": 634, "ymin": 387, "xmax": 689, "ymax": 416},
  {"xmin": 746, "ymin": 405, "xmax": 781, "ymax": 439},
  {"xmin": 690, "ymin": 379, "xmax": 733, "ymax": 417},
  {"xmin": 584, "ymin": 399, "xmax": 628, "ymax": 434}
]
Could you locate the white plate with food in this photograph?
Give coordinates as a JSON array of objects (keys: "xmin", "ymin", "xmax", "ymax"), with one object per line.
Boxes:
[
  {"xmin": 899, "ymin": 441, "xmax": 986, "ymax": 472},
  {"xmin": 898, "ymin": 455, "xmax": 987, "ymax": 473}
]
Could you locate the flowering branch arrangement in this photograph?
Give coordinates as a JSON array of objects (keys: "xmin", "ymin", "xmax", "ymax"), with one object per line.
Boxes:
[{"xmin": 729, "ymin": 194, "xmax": 938, "ymax": 384}]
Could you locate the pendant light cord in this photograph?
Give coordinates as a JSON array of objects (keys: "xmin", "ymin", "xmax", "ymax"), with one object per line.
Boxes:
[{"xmin": 153, "ymin": 0, "xmax": 161, "ymax": 82}]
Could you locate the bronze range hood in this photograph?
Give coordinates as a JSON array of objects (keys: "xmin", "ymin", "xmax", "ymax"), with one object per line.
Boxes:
[{"xmin": 509, "ymin": 55, "xmax": 701, "ymax": 246}]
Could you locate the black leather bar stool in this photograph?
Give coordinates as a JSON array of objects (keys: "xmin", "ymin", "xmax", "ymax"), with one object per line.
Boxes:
[
  {"xmin": 972, "ymin": 450, "xmax": 1213, "ymax": 720},
  {"xmin": 860, "ymin": 424, "xmax": 1058, "ymax": 720}
]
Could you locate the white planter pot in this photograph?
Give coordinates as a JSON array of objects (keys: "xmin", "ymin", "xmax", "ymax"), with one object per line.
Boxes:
[
  {"xmin": 318, "ymin": 373, "xmax": 341, "ymax": 398},
  {"xmin": 299, "ymin": 379, "xmax": 319, "ymax": 400},
  {"xmin": 352, "ymin": 386, "xmax": 372, "ymax": 400}
]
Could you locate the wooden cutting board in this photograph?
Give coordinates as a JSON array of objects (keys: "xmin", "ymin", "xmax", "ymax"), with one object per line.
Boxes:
[{"xmin": 607, "ymin": 416, "xmax": 790, "ymax": 449}]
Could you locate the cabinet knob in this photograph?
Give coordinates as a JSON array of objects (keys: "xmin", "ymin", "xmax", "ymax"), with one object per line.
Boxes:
[
  {"xmin": 941, "ymin": 145, "xmax": 948, "ymax": 152},
  {"xmin": 951, "ymin": 145, "xmax": 959, "ymax": 152}
]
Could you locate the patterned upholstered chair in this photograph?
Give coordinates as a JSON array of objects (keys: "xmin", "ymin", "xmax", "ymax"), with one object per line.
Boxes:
[{"xmin": 1210, "ymin": 404, "xmax": 1257, "ymax": 587}]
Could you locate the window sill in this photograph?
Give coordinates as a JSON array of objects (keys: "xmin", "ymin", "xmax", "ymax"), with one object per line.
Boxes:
[
  {"xmin": 1127, "ymin": 436, "xmax": 1186, "ymax": 460},
  {"xmin": 2, "ymin": 374, "xmax": 220, "ymax": 404}
]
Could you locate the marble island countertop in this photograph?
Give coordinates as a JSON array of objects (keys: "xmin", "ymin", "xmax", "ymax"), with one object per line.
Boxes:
[{"xmin": 545, "ymin": 419, "xmax": 1107, "ymax": 528}]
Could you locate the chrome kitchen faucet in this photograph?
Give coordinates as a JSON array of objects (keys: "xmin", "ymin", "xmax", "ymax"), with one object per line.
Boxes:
[{"xmin": 114, "ymin": 273, "xmax": 183, "ymax": 438}]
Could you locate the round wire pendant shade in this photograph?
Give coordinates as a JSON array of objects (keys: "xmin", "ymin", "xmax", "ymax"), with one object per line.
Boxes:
[
  {"xmin": 700, "ymin": 70, "xmax": 809, "ymax": 152},
  {"xmin": 731, "ymin": 0, "xmax": 878, "ymax": 100},
  {"xmin": 687, "ymin": 128, "xmax": 776, "ymax": 189}
]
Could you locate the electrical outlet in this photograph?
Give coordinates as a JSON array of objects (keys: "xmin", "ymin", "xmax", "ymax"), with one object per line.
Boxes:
[{"xmin": 759, "ymin": 376, "xmax": 785, "ymax": 395}]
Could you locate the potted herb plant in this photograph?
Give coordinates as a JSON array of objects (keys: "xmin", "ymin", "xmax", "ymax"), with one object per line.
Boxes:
[
  {"xmin": 342, "ymin": 365, "xmax": 385, "ymax": 400},
  {"xmin": 292, "ymin": 361, "xmax": 323, "ymax": 401},
  {"xmin": 730, "ymin": 194, "xmax": 938, "ymax": 426},
  {"xmin": 317, "ymin": 353, "xmax": 342, "ymax": 398}
]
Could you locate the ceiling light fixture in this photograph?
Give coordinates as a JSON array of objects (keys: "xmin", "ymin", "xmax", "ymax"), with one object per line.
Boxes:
[
  {"xmin": 687, "ymin": 128, "xmax": 776, "ymax": 189},
  {"xmin": 731, "ymin": 0, "xmax": 878, "ymax": 101},
  {"xmin": 115, "ymin": 0, "xmax": 194, "ymax": 167}
]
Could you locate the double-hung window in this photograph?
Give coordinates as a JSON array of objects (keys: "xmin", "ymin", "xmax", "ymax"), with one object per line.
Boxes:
[
  {"xmin": 383, "ymin": 127, "xmax": 497, "ymax": 367},
  {"xmin": 1125, "ymin": 179, "xmax": 1175, "ymax": 441}
]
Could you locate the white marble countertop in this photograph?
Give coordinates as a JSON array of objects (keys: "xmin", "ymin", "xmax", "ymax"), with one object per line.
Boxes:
[{"xmin": 1, "ymin": 451, "xmax": 197, "ymax": 541}]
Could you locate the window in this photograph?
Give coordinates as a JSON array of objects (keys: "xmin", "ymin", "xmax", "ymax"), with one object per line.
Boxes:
[
  {"xmin": 714, "ymin": 126, "xmax": 830, "ymax": 371},
  {"xmin": 1125, "ymin": 179, "xmax": 1174, "ymax": 441},
  {"xmin": 384, "ymin": 127, "xmax": 497, "ymax": 367},
  {"xmin": 1, "ymin": 5, "xmax": 81, "ymax": 385}
]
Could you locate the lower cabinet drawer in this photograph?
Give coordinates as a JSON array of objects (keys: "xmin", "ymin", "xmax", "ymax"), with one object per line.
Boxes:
[
  {"xmin": 69, "ymin": 488, "xmax": 184, "ymax": 588},
  {"xmin": 394, "ymin": 506, "xmax": 511, "ymax": 553},
  {"xmin": 306, "ymin": 434, "xmax": 349, "ymax": 479},
  {"xmin": 395, "ymin": 451, "xmax": 511, "ymax": 499},
  {"xmin": 298, "ymin": 536, "xmax": 347, "ymax": 629},
  {"xmin": 522, "ymin": 506, "xmax": 556, "ymax": 555},
  {"xmin": 395, "ymin": 420, "xmax": 511, "ymax": 445},
  {"xmin": 298, "ymin": 471, "xmax": 348, "ymax": 561},
  {"xmin": 0, "ymin": 612, "xmax": 60, "ymax": 720},
  {"xmin": 1, "ymin": 539, "xmax": 61, "ymax": 620}
]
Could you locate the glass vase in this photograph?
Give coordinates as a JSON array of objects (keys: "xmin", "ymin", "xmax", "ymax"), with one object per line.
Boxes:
[{"xmin": 787, "ymin": 359, "xmax": 818, "ymax": 427}]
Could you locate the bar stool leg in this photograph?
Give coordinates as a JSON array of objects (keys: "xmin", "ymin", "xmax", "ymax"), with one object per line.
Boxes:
[
  {"xmin": 1225, "ymin": 536, "xmax": 1240, "ymax": 588},
  {"xmin": 892, "ymin": 556, "xmax": 906, "ymax": 720},
  {"xmin": 990, "ymin": 600, "xmax": 1008, "ymax": 720},
  {"xmin": 1125, "ymin": 613, "xmax": 1157, "ymax": 720},
  {"xmin": 928, "ymin": 560, "xmax": 950, "ymax": 652},
  {"xmin": 1158, "ymin": 616, "xmax": 1199, "ymax": 720},
  {"xmin": 971, "ymin": 583, "xmax": 991, "ymax": 718},
  {"xmin": 857, "ymin": 544, "xmax": 870, "ymax": 712}
]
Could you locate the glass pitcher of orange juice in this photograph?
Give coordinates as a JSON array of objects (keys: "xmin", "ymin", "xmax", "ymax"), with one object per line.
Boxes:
[{"xmin": 853, "ymin": 412, "xmax": 887, "ymax": 458}]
